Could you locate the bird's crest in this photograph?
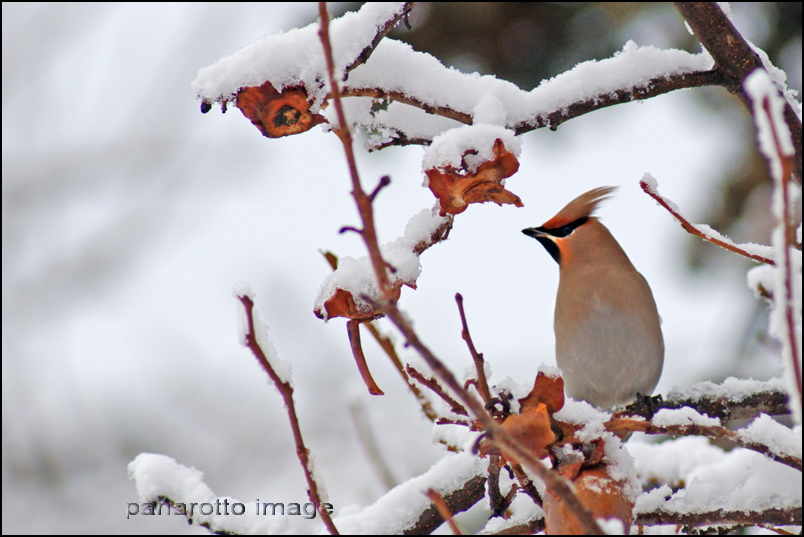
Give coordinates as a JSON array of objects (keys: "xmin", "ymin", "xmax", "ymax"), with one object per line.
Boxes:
[{"xmin": 541, "ymin": 186, "xmax": 617, "ymax": 229}]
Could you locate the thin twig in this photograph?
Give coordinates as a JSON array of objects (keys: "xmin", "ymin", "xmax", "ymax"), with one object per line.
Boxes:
[
  {"xmin": 237, "ymin": 295, "xmax": 339, "ymax": 535},
  {"xmin": 455, "ymin": 293, "xmax": 491, "ymax": 403},
  {"xmin": 406, "ymin": 364, "xmax": 468, "ymax": 416},
  {"xmin": 425, "ymin": 489, "xmax": 464, "ymax": 535},
  {"xmin": 640, "ymin": 178, "xmax": 776, "ymax": 265}
]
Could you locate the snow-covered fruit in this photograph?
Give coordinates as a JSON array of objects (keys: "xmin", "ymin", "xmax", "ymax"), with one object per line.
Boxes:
[
  {"xmin": 313, "ymin": 284, "xmax": 405, "ymax": 322},
  {"xmin": 425, "ymin": 139, "xmax": 522, "ymax": 216},
  {"xmin": 236, "ymin": 82, "xmax": 326, "ymax": 138}
]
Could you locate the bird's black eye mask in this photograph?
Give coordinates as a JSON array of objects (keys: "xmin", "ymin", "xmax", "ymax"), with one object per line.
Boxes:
[
  {"xmin": 545, "ymin": 216, "xmax": 588, "ymax": 238},
  {"xmin": 522, "ymin": 217, "xmax": 588, "ymax": 264}
]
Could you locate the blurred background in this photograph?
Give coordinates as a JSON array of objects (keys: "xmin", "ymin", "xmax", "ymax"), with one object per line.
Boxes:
[{"xmin": 2, "ymin": 2, "xmax": 800, "ymax": 534}]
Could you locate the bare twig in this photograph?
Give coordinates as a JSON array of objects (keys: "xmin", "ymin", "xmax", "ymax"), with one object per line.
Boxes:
[
  {"xmin": 640, "ymin": 177, "xmax": 776, "ymax": 265},
  {"xmin": 455, "ymin": 293, "xmax": 492, "ymax": 403},
  {"xmin": 406, "ymin": 364, "xmax": 468, "ymax": 416},
  {"xmin": 237, "ymin": 295, "xmax": 339, "ymax": 535},
  {"xmin": 425, "ymin": 489, "xmax": 464, "ymax": 535}
]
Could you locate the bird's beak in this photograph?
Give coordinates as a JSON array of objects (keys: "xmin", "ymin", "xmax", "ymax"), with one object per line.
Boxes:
[
  {"xmin": 522, "ymin": 227, "xmax": 561, "ymax": 264},
  {"xmin": 522, "ymin": 227, "xmax": 546, "ymax": 239}
]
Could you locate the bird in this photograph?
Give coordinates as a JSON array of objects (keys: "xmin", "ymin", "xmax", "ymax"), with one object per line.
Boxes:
[{"xmin": 522, "ymin": 186, "xmax": 664, "ymax": 409}]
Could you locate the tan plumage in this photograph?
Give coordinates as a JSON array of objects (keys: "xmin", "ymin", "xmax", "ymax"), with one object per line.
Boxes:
[{"xmin": 523, "ymin": 187, "xmax": 664, "ymax": 408}]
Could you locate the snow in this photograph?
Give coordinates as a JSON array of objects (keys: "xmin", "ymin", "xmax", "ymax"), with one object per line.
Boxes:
[
  {"xmin": 192, "ymin": 3, "xmax": 410, "ymax": 105},
  {"xmin": 630, "ymin": 436, "xmax": 802, "ymax": 515},
  {"xmin": 666, "ymin": 376, "xmax": 786, "ymax": 402},
  {"xmin": 128, "ymin": 453, "xmax": 330, "ymax": 534},
  {"xmin": 421, "ymin": 125, "xmax": 521, "ymax": 174},
  {"xmin": 651, "ymin": 407, "xmax": 721, "ymax": 428},
  {"xmin": 194, "ymin": 12, "xmax": 715, "ymax": 147},
  {"xmin": 737, "ymin": 414, "xmax": 802, "ymax": 460},
  {"xmin": 332, "ymin": 452, "xmax": 486, "ymax": 534},
  {"xmin": 232, "ymin": 283, "xmax": 293, "ymax": 384}
]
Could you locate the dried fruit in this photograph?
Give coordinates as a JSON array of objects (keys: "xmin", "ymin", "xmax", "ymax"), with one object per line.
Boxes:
[
  {"xmin": 236, "ymin": 82, "xmax": 326, "ymax": 138},
  {"xmin": 425, "ymin": 139, "xmax": 522, "ymax": 216}
]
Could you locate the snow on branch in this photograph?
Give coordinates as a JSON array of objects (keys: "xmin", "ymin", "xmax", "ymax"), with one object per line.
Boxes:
[
  {"xmin": 640, "ymin": 173, "xmax": 776, "ymax": 265},
  {"xmin": 745, "ymin": 68, "xmax": 803, "ymax": 423}
]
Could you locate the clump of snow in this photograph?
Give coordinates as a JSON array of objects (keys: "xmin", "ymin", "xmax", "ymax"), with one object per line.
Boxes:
[
  {"xmin": 652, "ymin": 407, "xmax": 720, "ymax": 428},
  {"xmin": 128, "ymin": 453, "xmax": 291, "ymax": 534},
  {"xmin": 666, "ymin": 377, "xmax": 786, "ymax": 403},
  {"xmin": 421, "ymin": 125, "xmax": 521, "ymax": 174},
  {"xmin": 737, "ymin": 415, "xmax": 802, "ymax": 460},
  {"xmin": 537, "ymin": 364, "xmax": 563, "ymax": 379},
  {"xmin": 634, "ymin": 484, "xmax": 673, "ymax": 514},
  {"xmin": 192, "ymin": 3, "xmax": 410, "ymax": 105}
]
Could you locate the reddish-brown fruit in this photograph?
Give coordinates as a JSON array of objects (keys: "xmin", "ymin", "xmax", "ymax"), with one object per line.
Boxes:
[
  {"xmin": 543, "ymin": 465, "xmax": 635, "ymax": 535},
  {"xmin": 236, "ymin": 82, "xmax": 326, "ymax": 138},
  {"xmin": 425, "ymin": 139, "xmax": 522, "ymax": 216}
]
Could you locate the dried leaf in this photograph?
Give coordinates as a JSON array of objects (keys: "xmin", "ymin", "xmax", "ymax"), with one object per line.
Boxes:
[
  {"xmin": 487, "ymin": 403, "xmax": 555, "ymax": 463},
  {"xmin": 236, "ymin": 82, "xmax": 326, "ymax": 138},
  {"xmin": 519, "ymin": 370, "xmax": 565, "ymax": 414},
  {"xmin": 425, "ymin": 139, "xmax": 522, "ymax": 216}
]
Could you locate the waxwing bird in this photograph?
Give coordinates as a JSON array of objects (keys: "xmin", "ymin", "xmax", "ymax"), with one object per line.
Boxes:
[{"xmin": 522, "ymin": 186, "xmax": 664, "ymax": 409}]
